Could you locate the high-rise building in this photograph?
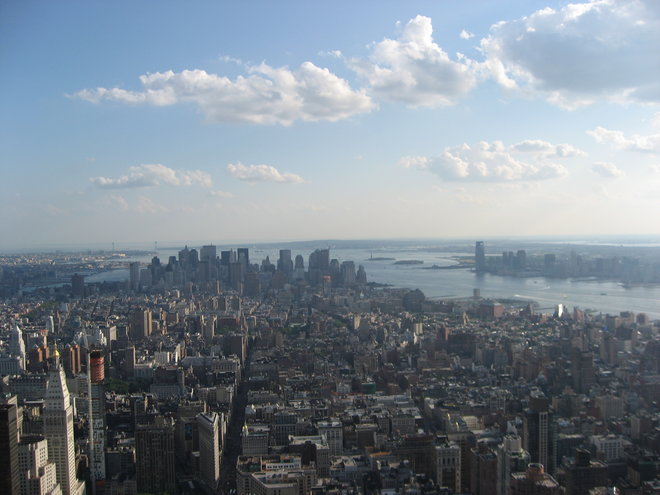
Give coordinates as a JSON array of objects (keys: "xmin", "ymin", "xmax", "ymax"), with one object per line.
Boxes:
[
  {"xmin": 90, "ymin": 381, "xmax": 106, "ymax": 483},
  {"xmin": 90, "ymin": 350, "xmax": 105, "ymax": 383},
  {"xmin": 523, "ymin": 393, "xmax": 556, "ymax": 474},
  {"xmin": 9, "ymin": 321, "xmax": 26, "ymax": 372},
  {"xmin": 70, "ymin": 274, "xmax": 85, "ymax": 299},
  {"xmin": 200, "ymin": 244, "xmax": 217, "ymax": 263},
  {"xmin": 237, "ymin": 248, "xmax": 250, "ymax": 271},
  {"xmin": 197, "ymin": 412, "xmax": 220, "ymax": 489},
  {"xmin": 571, "ymin": 348, "xmax": 595, "ymax": 394},
  {"xmin": 43, "ymin": 358, "xmax": 85, "ymax": 495},
  {"xmin": 135, "ymin": 420, "xmax": 176, "ymax": 494},
  {"xmin": 340, "ymin": 261, "xmax": 356, "ymax": 286},
  {"xmin": 497, "ymin": 434, "xmax": 530, "ymax": 495},
  {"xmin": 19, "ymin": 434, "xmax": 62, "ymax": 495},
  {"xmin": 475, "ymin": 242, "xmax": 486, "ymax": 272},
  {"xmin": 0, "ymin": 402, "xmax": 21, "ymax": 495},
  {"xmin": 129, "ymin": 262, "xmax": 140, "ymax": 291},
  {"xmin": 277, "ymin": 250, "xmax": 293, "ymax": 273},
  {"xmin": 229, "ymin": 262, "xmax": 244, "ymax": 291},
  {"xmin": 129, "ymin": 308, "xmax": 152, "ymax": 340}
]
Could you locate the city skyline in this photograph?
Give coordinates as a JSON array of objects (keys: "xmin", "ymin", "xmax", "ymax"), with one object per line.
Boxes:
[{"xmin": 2, "ymin": 0, "xmax": 660, "ymax": 249}]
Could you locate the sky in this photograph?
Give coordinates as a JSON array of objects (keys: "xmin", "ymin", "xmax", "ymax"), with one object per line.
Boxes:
[{"xmin": 1, "ymin": 0, "xmax": 659, "ymax": 249}]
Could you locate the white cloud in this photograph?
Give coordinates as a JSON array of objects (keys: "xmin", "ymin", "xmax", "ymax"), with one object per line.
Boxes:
[
  {"xmin": 90, "ymin": 164, "xmax": 212, "ymax": 189},
  {"xmin": 459, "ymin": 30, "xmax": 474, "ymax": 40},
  {"xmin": 402, "ymin": 139, "xmax": 576, "ymax": 182},
  {"xmin": 480, "ymin": 0, "xmax": 660, "ymax": 106},
  {"xmin": 74, "ymin": 62, "xmax": 373, "ymax": 126},
  {"xmin": 511, "ymin": 140, "xmax": 586, "ymax": 157},
  {"xmin": 592, "ymin": 161, "xmax": 625, "ymax": 178},
  {"xmin": 587, "ymin": 126, "xmax": 660, "ymax": 153},
  {"xmin": 398, "ymin": 155, "xmax": 430, "ymax": 169},
  {"xmin": 208, "ymin": 189, "xmax": 234, "ymax": 198},
  {"xmin": 349, "ymin": 15, "xmax": 476, "ymax": 106},
  {"xmin": 227, "ymin": 163, "xmax": 305, "ymax": 183}
]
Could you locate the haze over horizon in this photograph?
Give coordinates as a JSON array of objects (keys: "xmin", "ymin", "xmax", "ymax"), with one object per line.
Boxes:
[{"xmin": 2, "ymin": 0, "xmax": 660, "ymax": 249}]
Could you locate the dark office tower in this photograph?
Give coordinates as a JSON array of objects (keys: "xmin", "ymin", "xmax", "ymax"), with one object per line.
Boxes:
[
  {"xmin": 356, "ymin": 265, "xmax": 367, "ymax": 285},
  {"xmin": 200, "ymin": 244, "xmax": 217, "ymax": 263},
  {"xmin": 237, "ymin": 247, "xmax": 249, "ymax": 269},
  {"xmin": 523, "ymin": 393, "xmax": 556, "ymax": 474},
  {"xmin": 516, "ymin": 250, "xmax": 527, "ymax": 270},
  {"xmin": 198, "ymin": 260, "xmax": 210, "ymax": 283},
  {"xmin": 150, "ymin": 256, "xmax": 162, "ymax": 284},
  {"xmin": 229, "ymin": 262, "xmax": 244, "ymax": 291},
  {"xmin": 319, "ymin": 248, "xmax": 329, "ymax": 271},
  {"xmin": 571, "ymin": 348, "xmax": 595, "ymax": 394},
  {"xmin": 278, "ymin": 249, "xmax": 293, "ymax": 272},
  {"xmin": 135, "ymin": 420, "xmax": 176, "ymax": 495},
  {"xmin": 220, "ymin": 250, "xmax": 231, "ymax": 266},
  {"xmin": 475, "ymin": 242, "xmax": 486, "ymax": 272},
  {"xmin": 340, "ymin": 260, "xmax": 356, "ymax": 286},
  {"xmin": 71, "ymin": 273, "xmax": 85, "ymax": 298},
  {"xmin": 294, "ymin": 254, "xmax": 304, "ymax": 270},
  {"xmin": 0, "ymin": 403, "xmax": 20, "ymax": 495},
  {"xmin": 188, "ymin": 248, "xmax": 199, "ymax": 269},
  {"xmin": 178, "ymin": 245, "xmax": 189, "ymax": 264},
  {"xmin": 129, "ymin": 262, "xmax": 140, "ymax": 290},
  {"xmin": 130, "ymin": 308, "xmax": 152, "ymax": 340}
]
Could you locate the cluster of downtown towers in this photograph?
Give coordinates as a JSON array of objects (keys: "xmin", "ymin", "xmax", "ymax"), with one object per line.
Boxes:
[{"xmin": 128, "ymin": 246, "xmax": 368, "ymax": 294}]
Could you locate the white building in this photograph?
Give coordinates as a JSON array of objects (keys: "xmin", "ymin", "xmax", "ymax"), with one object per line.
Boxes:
[
  {"xmin": 43, "ymin": 356, "xmax": 85, "ymax": 495},
  {"xmin": 18, "ymin": 435, "xmax": 62, "ymax": 495}
]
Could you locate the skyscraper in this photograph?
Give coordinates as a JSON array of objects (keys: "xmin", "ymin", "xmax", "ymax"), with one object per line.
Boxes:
[
  {"xmin": 9, "ymin": 321, "xmax": 26, "ymax": 372},
  {"xmin": 523, "ymin": 393, "xmax": 556, "ymax": 474},
  {"xmin": 129, "ymin": 262, "xmax": 140, "ymax": 291},
  {"xmin": 197, "ymin": 412, "xmax": 220, "ymax": 489},
  {"xmin": 0, "ymin": 402, "xmax": 20, "ymax": 495},
  {"xmin": 277, "ymin": 249, "xmax": 293, "ymax": 273},
  {"xmin": 135, "ymin": 420, "xmax": 176, "ymax": 494},
  {"xmin": 200, "ymin": 244, "xmax": 217, "ymax": 263},
  {"xmin": 475, "ymin": 241, "xmax": 486, "ymax": 272},
  {"xmin": 497, "ymin": 434, "xmax": 530, "ymax": 495},
  {"xmin": 237, "ymin": 247, "xmax": 250, "ymax": 271},
  {"xmin": 43, "ymin": 355, "xmax": 85, "ymax": 495},
  {"xmin": 18, "ymin": 435, "xmax": 62, "ymax": 495},
  {"xmin": 70, "ymin": 273, "xmax": 85, "ymax": 299}
]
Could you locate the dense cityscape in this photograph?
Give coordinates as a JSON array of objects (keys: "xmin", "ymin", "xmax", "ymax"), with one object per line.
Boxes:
[
  {"xmin": 0, "ymin": 241, "xmax": 658, "ymax": 494},
  {"xmin": 4, "ymin": 1, "xmax": 660, "ymax": 494}
]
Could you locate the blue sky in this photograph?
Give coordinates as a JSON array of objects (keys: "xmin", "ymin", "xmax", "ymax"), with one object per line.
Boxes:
[{"xmin": 1, "ymin": 0, "xmax": 659, "ymax": 249}]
